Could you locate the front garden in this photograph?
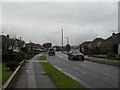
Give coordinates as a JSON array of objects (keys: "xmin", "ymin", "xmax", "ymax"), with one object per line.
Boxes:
[{"xmin": 92, "ymin": 52, "xmax": 120, "ymax": 60}]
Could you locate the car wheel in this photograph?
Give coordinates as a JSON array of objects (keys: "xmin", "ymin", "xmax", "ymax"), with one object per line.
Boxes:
[
  {"xmin": 82, "ymin": 56, "xmax": 84, "ymax": 61},
  {"xmin": 70, "ymin": 56, "xmax": 73, "ymax": 60},
  {"xmin": 79, "ymin": 59, "xmax": 83, "ymax": 61},
  {"xmin": 68, "ymin": 56, "xmax": 70, "ymax": 59}
]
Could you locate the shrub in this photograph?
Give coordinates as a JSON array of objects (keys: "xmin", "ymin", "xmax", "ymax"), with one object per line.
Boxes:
[
  {"xmin": 15, "ymin": 51, "xmax": 27, "ymax": 62},
  {"xmin": 112, "ymin": 43, "xmax": 118, "ymax": 54},
  {"xmin": 6, "ymin": 61, "xmax": 19, "ymax": 71},
  {"xmin": 65, "ymin": 44, "xmax": 71, "ymax": 52},
  {"xmin": 91, "ymin": 45, "xmax": 101, "ymax": 55},
  {"xmin": 107, "ymin": 52, "xmax": 116, "ymax": 58},
  {"xmin": 116, "ymin": 54, "xmax": 120, "ymax": 59}
]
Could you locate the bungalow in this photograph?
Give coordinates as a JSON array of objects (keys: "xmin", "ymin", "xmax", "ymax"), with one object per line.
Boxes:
[
  {"xmin": 118, "ymin": 44, "xmax": 120, "ymax": 54},
  {"xmin": 79, "ymin": 41, "xmax": 92, "ymax": 54},
  {"xmin": 25, "ymin": 42, "xmax": 42, "ymax": 51},
  {"xmin": 101, "ymin": 33, "xmax": 119, "ymax": 53},
  {"xmin": 79, "ymin": 33, "xmax": 120, "ymax": 54}
]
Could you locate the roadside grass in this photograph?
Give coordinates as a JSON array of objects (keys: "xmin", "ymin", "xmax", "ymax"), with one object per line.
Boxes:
[
  {"xmin": 85, "ymin": 58, "xmax": 120, "ymax": 66},
  {"xmin": 0, "ymin": 63, "xmax": 1, "ymax": 87},
  {"xmin": 39, "ymin": 56, "xmax": 46, "ymax": 60},
  {"xmin": 41, "ymin": 62, "xmax": 87, "ymax": 88},
  {"xmin": 0, "ymin": 63, "xmax": 2, "ymax": 68},
  {"xmin": 0, "ymin": 63, "xmax": 7, "ymax": 68},
  {"xmin": 64, "ymin": 51, "xmax": 69, "ymax": 55},
  {"xmin": 93, "ymin": 54, "xmax": 120, "ymax": 60},
  {"xmin": 0, "ymin": 63, "xmax": 13, "ymax": 85},
  {"xmin": 1, "ymin": 70, "xmax": 13, "ymax": 85},
  {"xmin": 42, "ymin": 52, "xmax": 47, "ymax": 55},
  {"xmin": 93, "ymin": 55, "xmax": 107, "ymax": 58}
]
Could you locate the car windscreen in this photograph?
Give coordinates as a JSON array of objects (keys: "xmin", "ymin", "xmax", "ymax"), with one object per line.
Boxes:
[{"xmin": 72, "ymin": 50, "xmax": 82, "ymax": 54}]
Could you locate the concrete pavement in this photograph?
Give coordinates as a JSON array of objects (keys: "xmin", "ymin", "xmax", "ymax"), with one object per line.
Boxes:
[{"xmin": 13, "ymin": 54, "xmax": 56, "ymax": 88}]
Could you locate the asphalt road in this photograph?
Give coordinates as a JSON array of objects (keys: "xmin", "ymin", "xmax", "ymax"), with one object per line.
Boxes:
[{"xmin": 47, "ymin": 52, "xmax": 119, "ymax": 88}]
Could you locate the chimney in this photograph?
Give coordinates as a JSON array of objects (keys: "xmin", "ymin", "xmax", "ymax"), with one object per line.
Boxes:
[{"xmin": 112, "ymin": 32, "xmax": 115, "ymax": 36}]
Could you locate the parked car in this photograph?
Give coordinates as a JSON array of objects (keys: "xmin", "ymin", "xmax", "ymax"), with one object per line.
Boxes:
[
  {"xmin": 48, "ymin": 48, "xmax": 55, "ymax": 56},
  {"xmin": 68, "ymin": 50, "xmax": 84, "ymax": 61},
  {"xmin": 40, "ymin": 49, "xmax": 45, "ymax": 52}
]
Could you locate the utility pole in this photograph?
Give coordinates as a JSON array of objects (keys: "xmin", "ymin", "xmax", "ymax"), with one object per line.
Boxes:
[
  {"xmin": 61, "ymin": 29, "xmax": 63, "ymax": 52},
  {"xmin": 65, "ymin": 37, "xmax": 69, "ymax": 45}
]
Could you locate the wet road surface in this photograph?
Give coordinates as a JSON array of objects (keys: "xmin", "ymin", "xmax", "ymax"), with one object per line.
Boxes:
[{"xmin": 47, "ymin": 52, "xmax": 119, "ymax": 88}]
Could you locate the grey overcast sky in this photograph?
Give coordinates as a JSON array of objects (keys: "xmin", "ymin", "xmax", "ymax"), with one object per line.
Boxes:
[{"xmin": 1, "ymin": 1, "xmax": 118, "ymax": 46}]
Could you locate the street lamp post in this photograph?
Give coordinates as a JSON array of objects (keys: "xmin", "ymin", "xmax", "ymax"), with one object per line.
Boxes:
[
  {"xmin": 61, "ymin": 29, "xmax": 63, "ymax": 52},
  {"xmin": 65, "ymin": 37, "xmax": 69, "ymax": 45}
]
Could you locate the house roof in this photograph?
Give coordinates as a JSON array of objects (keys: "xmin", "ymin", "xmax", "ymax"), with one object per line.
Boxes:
[
  {"xmin": 79, "ymin": 33, "xmax": 120, "ymax": 48},
  {"xmin": 91, "ymin": 38, "xmax": 104, "ymax": 46},
  {"xmin": 25, "ymin": 43, "xmax": 42, "ymax": 49},
  {"xmin": 103, "ymin": 33, "xmax": 120, "ymax": 45},
  {"xmin": 80, "ymin": 41, "xmax": 92, "ymax": 47}
]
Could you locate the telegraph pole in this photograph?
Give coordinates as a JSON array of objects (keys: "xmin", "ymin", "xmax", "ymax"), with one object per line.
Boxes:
[{"xmin": 61, "ymin": 29, "xmax": 63, "ymax": 52}]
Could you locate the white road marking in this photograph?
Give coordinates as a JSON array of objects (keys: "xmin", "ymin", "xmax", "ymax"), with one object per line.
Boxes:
[
  {"xmin": 54, "ymin": 65, "xmax": 79, "ymax": 82},
  {"xmin": 53, "ymin": 65, "xmax": 92, "ymax": 88},
  {"xmin": 56, "ymin": 53, "xmax": 68, "ymax": 61},
  {"xmin": 56, "ymin": 53, "xmax": 63, "ymax": 58}
]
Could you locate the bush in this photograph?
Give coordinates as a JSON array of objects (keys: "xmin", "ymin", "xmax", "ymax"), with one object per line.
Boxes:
[
  {"xmin": 65, "ymin": 44, "xmax": 71, "ymax": 52},
  {"xmin": 116, "ymin": 54, "xmax": 120, "ymax": 59},
  {"xmin": 6, "ymin": 61, "xmax": 19, "ymax": 71},
  {"xmin": 112, "ymin": 44, "xmax": 118, "ymax": 54},
  {"xmin": 15, "ymin": 51, "xmax": 27, "ymax": 62},
  {"xmin": 107, "ymin": 52, "xmax": 116, "ymax": 58},
  {"xmin": 92, "ymin": 45, "xmax": 101, "ymax": 55}
]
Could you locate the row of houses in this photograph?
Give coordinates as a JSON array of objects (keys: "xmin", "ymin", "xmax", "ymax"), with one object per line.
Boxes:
[
  {"xmin": 25, "ymin": 42, "xmax": 44, "ymax": 52},
  {"xmin": 79, "ymin": 33, "xmax": 120, "ymax": 55},
  {"xmin": 1, "ymin": 34, "xmax": 45, "ymax": 55}
]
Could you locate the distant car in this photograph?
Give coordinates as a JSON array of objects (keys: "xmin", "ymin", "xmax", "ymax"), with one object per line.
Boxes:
[
  {"xmin": 39, "ymin": 49, "xmax": 45, "ymax": 52},
  {"xmin": 48, "ymin": 48, "xmax": 55, "ymax": 56},
  {"xmin": 68, "ymin": 50, "xmax": 84, "ymax": 61}
]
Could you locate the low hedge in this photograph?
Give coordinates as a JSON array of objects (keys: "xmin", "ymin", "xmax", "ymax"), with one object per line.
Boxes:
[
  {"xmin": 6, "ymin": 61, "xmax": 19, "ymax": 71},
  {"xmin": 15, "ymin": 51, "xmax": 27, "ymax": 62}
]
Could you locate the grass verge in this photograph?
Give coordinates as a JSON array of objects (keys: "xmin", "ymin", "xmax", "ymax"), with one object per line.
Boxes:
[
  {"xmin": 64, "ymin": 51, "xmax": 69, "ymax": 55},
  {"xmin": 42, "ymin": 52, "xmax": 48, "ymax": 55},
  {"xmin": 0, "ymin": 63, "xmax": 7, "ymax": 68},
  {"xmin": 1, "ymin": 70, "xmax": 13, "ymax": 85},
  {"xmin": 39, "ymin": 56, "xmax": 46, "ymax": 60},
  {"xmin": 85, "ymin": 58, "xmax": 120, "ymax": 66},
  {"xmin": 0, "ymin": 63, "xmax": 13, "ymax": 86},
  {"xmin": 41, "ymin": 62, "xmax": 87, "ymax": 88}
]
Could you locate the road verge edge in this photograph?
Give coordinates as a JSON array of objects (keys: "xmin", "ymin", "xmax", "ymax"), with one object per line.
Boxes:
[
  {"xmin": 41, "ymin": 61, "xmax": 87, "ymax": 88},
  {"xmin": 1, "ymin": 60, "xmax": 25, "ymax": 90},
  {"xmin": 85, "ymin": 58, "xmax": 120, "ymax": 67}
]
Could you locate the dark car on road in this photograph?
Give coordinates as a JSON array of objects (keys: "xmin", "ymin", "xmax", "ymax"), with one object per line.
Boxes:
[
  {"xmin": 68, "ymin": 50, "xmax": 84, "ymax": 61},
  {"xmin": 48, "ymin": 48, "xmax": 55, "ymax": 56}
]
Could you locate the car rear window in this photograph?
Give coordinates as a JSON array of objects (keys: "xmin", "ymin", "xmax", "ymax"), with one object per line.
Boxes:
[
  {"xmin": 73, "ymin": 50, "xmax": 82, "ymax": 54},
  {"xmin": 49, "ymin": 49, "xmax": 54, "ymax": 51}
]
